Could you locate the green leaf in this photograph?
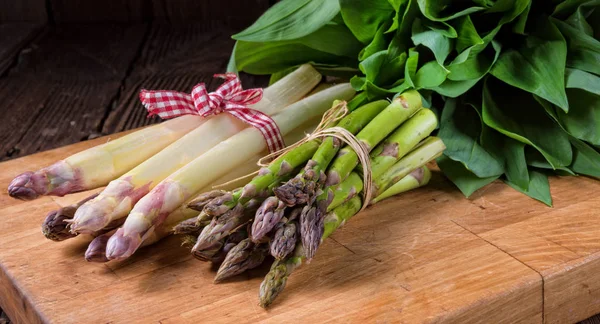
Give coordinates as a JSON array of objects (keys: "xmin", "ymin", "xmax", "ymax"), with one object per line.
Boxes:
[
  {"xmin": 411, "ymin": 18, "xmax": 453, "ymax": 66},
  {"xmin": 505, "ymin": 169, "xmax": 553, "ymax": 206},
  {"xmin": 490, "ymin": 17, "xmax": 569, "ymax": 111},
  {"xmin": 297, "ymin": 23, "xmax": 364, "ymax": 58},
  {"xmin": 234, "ymin": 23, "xmax": 361, "ymax": 75},
  {"xmin": 525, "ymin": 146, "xmax": 576, "ymax": 175},
  {"xmin": 235, "ymin": 41, "xmax": 353, "ymax": 75},
  {"xmin": 417, "ymin": 0, "xmax": 485, "ymax": 22},
  {"xmin": 482, "ymin": 77, "xmax": 573, "ymax": 168},
  {"xmin": 359, "ymin": 21, "xmax": 391, "ymax": 61},
  {"xmin": 453, "ymin": 16, "xmax": 483, "ymax": 53},
  {"xmin": 403, "ymin": 48, "xmax": 419, "ymax": 88},
  {"xmin": 556, "ymin": 88, "xmax": 600, "ymax": 145},
  {"xmin": 565, "ymin": 68, "xmax": 600, "ymax": 95},
  {"xmin": 226, "ymin": 42, "xmax": 238, "ymax": 74},
  {"xmin": 553, "ymin": 18, "xmax": 600, "ymax": 76},
  {"xmin": 438, "ymin": 99, "xmax": 504, "ymax": 178},
  {"xmin": 570, "ymin": 137, "xmax": 600, "ymax": 178},
  {"xmin": 512, "ymin": 0, "xmax": 531, "ymax": 34},
  {"xmin": 437, "ymin": 155, "xmax": 500, "ymax": 198},
  {"xmin": 233, "ymin": 0, "xmax": 339, "ymax": 42},
  {"xmin": 414, "ymin": 61, "xmax": 448, "ymax": 89},
  {"xmin": 340, "ymin": 0, "xmax": 395, "ymax": 43},
  {"xmin": 434, "ymin": 40, "xmax": 501, "ymax": 97},
  {"xmin": 433, "ymin": 79, "xmax": 480, "ymax": 97},
  {"xmin": 481, "ymin": 124, "xmax": 530, "ymax": 190}
]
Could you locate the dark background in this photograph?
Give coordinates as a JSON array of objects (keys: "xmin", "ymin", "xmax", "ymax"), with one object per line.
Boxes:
[
  {"xmin": 0, "ymin": 1, "xmax": 598, "ymax": 323},
  {"xmin": 0, "ymin": 0, "xmax": 272, "ymax": 163}
]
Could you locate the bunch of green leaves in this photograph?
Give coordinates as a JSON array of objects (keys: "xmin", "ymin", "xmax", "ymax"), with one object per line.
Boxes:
[{"xmin": 228, "ymin": 0, "xmax": 600, "ymax": 206}]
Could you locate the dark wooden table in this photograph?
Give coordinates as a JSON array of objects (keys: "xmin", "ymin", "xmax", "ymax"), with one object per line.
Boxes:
[{"xmin": 1, "ymin": 1, "xmax": 599, "ymax": 324}]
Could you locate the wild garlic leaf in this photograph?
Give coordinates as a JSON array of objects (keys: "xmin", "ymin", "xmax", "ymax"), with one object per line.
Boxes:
[
  {"xmin": 553, "ymin": 18, "xmax": 600, "ymax": 76},
  {"xmin": 565, "ymin": 68, "xmax": 600, "ymax": 95},
  {"xmin": 340, "ymin": 0, "xmax": 395, "ymax": 44},
  {"xmin": 525, "ymin": 147, "xmax": 576, "ymax": 176},
  {"xmin": 235, "ymin": 41, "xmax": 350, "ymax": 75},
  {"xmin": 482, "ymin": 77, "xmax": 573, "ymax": 168},
  {"xmin": 437, "ymin": 155, "xmax": 500, "ymax": 198},
  {"xmin": 414, "ymin": 61, "xmax": 448, "ymax": 89},
  {"xmin": 481, "ymin": 126, "xmax": 530, "ymax": 191},
  {"xmin": 569, "ymin": 137, "xmax": 600, "ymax": 178},
  {"xmin": 438, "ymin": 98, "xmax": 504, "ymax": 178},
  {"xmin": 490, "ymin": 18, "xmax": 569, "ymax": 111},
  {"xmin": 505, "ymin": 169, "xmax": 552, "ymax": 206},
  {"xmin": 233, "ymin": 0, "xmax": 340, "ymax": 42},
  {"xmin": 411, "ymin": 18, "xmax": 453, "ymax": 66},
  {"xmin": 453, "ymin": 15, "xmax": 483, "ymax": 53},
  {"xmin": 556, "ymin": 88, "xmax": 600, "ymax": 145},
  {"xmin": 417, "ymin": 0, "xmax": 485, "ymax": 22}
]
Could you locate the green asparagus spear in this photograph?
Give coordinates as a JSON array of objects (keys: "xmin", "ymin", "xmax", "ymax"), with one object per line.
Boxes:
[
  {"xmin": 371, "ymin": 166, "xmax": 431, "ymax": 204},
  {"xmin": 372, "ymin": 137, "xmax": 445, "ymax": 198},
  {"xmin": 367, "ymin": 109, "xmax": 438, "ymax": 180},
  {"xmin": 274, "ymin": 100, "xmax": 390, "ymax": 206}
]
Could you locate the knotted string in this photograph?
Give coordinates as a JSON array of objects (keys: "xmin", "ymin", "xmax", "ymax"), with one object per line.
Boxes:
[{"xmin": 214, "ymin": 100, "xmax": 374, "ymax": 211}]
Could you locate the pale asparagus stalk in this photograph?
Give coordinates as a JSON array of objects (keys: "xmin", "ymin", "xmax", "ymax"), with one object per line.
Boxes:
[
  {"xmin": 8, "ymin": 116, "xmax": 204, "ymax": 200},
  {"xmin": 105, "ymin": 84, "xmax": 356, "ymax": 261},
  {"xmin": 70, "ymin": 65, "xmax": 322, "ymax": 234}
]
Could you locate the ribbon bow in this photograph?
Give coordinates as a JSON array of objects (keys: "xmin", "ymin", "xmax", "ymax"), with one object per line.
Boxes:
[{"xmin": 139, "ymin": 73, "xmax": 285, "ymax": 153}]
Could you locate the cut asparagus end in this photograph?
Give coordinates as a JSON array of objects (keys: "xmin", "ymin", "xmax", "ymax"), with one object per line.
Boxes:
[
  {"xmin": 251, "ymin": 197, "xmax": 286, "ymax": 242},
  {"xmin": 85, "ymin": 231, "xmax": 115, "ymax": 262},
  {"xmin": 105, "ymin": 228, "xmax": 143, "ymax": 261},
  {"xmin": 8, "ymin": 171, "xmax": 44, "ymax": 200},
  {"xmin": 42, "ymin": 207, "xmax": 78, "ymax": 241}
]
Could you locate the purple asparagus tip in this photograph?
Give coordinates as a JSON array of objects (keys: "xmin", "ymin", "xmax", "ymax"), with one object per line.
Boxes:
[
  {"xmin": 251, "ymin": 197, "xmax": 286, "ymax": 242},
  {"xmin": 105, "ymin": 228, "xmax": 142, "ymax": 261},
  {"xmin": 42, "ymin": 208, "xmax": 78, "ymax": 241},
  {"xmin": 85, "ymin": 232, "xmax": 113, "ymax": 262},
  {"xmin": 8, "ymin": 171, "xmax": 42, "ymax": 200}
]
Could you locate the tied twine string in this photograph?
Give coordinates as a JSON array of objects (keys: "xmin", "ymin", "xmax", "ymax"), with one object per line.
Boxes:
[{"xmin": 213, "ymin": 100, "xmax": 374, "ymax": 211}]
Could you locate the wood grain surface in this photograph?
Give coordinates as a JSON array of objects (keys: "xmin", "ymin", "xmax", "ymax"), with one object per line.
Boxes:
[{"xmin": 1, "ymin": 133, "xmax": 600, "ymax": 323}]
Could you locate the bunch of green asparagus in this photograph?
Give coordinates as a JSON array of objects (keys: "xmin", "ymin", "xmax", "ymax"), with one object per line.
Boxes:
[{"xmin": 175, "ymin": 89, "xmax": 445, "ymax": 307}]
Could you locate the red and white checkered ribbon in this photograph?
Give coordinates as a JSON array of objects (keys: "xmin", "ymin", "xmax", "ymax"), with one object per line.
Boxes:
[{"xmin": 139, "ymin": 73, "xmax": 285, "ymax": 153}]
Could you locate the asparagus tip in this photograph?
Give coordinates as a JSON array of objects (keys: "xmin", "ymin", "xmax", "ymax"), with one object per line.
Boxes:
[
  {"xmin": 8, "ymin": 171, "xmax": 40, "ymax": 200},
  {"xmin": 105, "ymin": 228, "xmax": 142, "ymax": 261},
  {"xmin": 41, "ymin": 207, "xmax": 78, "ymax": 241},
  {"xmin": 85, "ymin": 233, "xmax": 112, "ymax": 262}
]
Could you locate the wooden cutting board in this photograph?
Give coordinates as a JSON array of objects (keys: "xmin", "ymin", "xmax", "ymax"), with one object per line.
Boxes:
[{"xmin": 1, "ymin": 131, "xmax": 600, "ymax": 324}]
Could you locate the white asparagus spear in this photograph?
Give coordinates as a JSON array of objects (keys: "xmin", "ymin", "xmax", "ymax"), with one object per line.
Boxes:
[
  {"xmin": 105, "ymin": 83, "xmax": 356, "ymax": 260},
  {"xmin": 8, "ymin": 116, "xmax": 204, "ymax": 200},
  {"xmin": 69, "ymin": 64, "xmax": 322, "ymax": 234}
]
